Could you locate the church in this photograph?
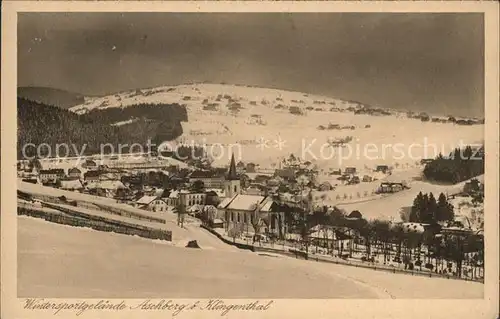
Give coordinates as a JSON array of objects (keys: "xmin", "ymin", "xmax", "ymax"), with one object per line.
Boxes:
[{"xmin": 217, "ymin": 154, "xmax": 285, "ymax": 238}]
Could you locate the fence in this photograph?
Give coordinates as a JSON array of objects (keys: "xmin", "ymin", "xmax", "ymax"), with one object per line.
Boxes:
[
  {"xmin": 21, "ymin": 192, "xmax": 166, "ymax": 224},
  {"xmin": 18, "ymin": 205, "xmax": 172, "ymax": 242}
]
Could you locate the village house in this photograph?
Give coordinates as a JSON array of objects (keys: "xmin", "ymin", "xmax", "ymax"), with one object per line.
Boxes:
[
  {"xmin": 84, "ymin": 170, "xmax": 101, "ymax": 182},
  {"xmin": 39, "ymin": 169, "xmax": 65, "ymax": 183},
  {"xmin": 202, "ymin": 205, "xmax": 224, "ymax": 228},
  {"xmin": 135, "ymin": 196, "xmax": 168, "ymax": 212},
  {"xmin": 86, "ymin": 180, "xmax": 127, "ymax": 198},
  {"xmin": 161, "ymin": 189, "xmax": 179, "ymax": 206},
  {"xmin": 362, "ymin": 175, "xmax": 373, "ymax": 182},
  {"xmin": 344, "ymin": 167, "xmax": 357, "ymax": 175},
  {"xmin": 188, "ymin": 170, "xmax": 225, "ymax": 189},
  {"xmin": 347, "ymin": 176, "xmax": 360, "ymax": 185},
  {"xmin": 82, "ymin": 160, "xmax": 98, "ymax": 170},
  {"xmin": 68, "ymin": 167, "xmax": 82, "ymax": 179},
  {"xmin": 375, "ymin": 165, "xmax": 390, "ymax": 174},
  {"xmin": 179, "ymin": 190, "xmax": 207, "ymax": 207},
  {"xmin": 246, "ymin": 162, "xmax": 256, "ymax": 173},
  {"xmin": 330, "ymin": 169, "xmax": 342, "ymax": 175},
  {"xmin": 377, "ymin": 182, "xmax": 404, "ymax": 193}
]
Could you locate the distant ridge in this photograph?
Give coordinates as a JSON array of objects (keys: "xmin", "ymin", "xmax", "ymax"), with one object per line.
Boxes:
[{"xmin": 17, "ymin": 86, "xmax": 85, "ymax": 109}]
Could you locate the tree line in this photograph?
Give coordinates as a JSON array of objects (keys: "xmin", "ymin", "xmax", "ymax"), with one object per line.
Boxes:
[
  {"xmin": 17, "ymin": 98, "xmax": 187, "ymax": 159},
  {"xmin": 423, "ymin": 146, "xmax": 484, "ymax": 184},
  {"xmin": 409, "ymin": 192, "xmax": 454, "ymax": 224},
  {"xmin": 304, "ymin": 207, "xmax": 482, "ymax": 276}
]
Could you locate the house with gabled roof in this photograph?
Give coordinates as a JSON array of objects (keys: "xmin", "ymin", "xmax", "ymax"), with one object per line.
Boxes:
[
  {"xmin": 39, "ymin": 169, "xmax": 65, "ymax": 183},
  {"xmin": 68, "ymin": 167, "xmax": 82, "ymax": 179},
  {"xmin": 135, "ymin": 195, "xmax": 168, "ymax": 212}
]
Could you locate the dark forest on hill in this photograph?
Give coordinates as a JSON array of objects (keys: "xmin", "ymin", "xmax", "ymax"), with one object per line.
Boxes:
[{"xmin": 17, "ymin": 97, "xmax": 187, "ymax": 159}]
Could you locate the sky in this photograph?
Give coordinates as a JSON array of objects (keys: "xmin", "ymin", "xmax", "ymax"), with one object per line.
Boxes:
[{"xmin": 18, "ymin": 13, "xmax": 484, "ymax": 117}]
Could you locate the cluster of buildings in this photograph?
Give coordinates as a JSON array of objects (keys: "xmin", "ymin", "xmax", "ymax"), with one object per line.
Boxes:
[{"xmin": 17, "ymin": 151, "xmax": 404, "ymax": 239}]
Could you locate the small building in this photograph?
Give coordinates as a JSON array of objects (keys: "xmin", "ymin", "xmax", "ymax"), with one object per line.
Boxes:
[
  {"xmin": 378, "ymin": 182, "xmax": 404, "ymax": 193},
  {"xmin": 347, "ymin": 176, "xmax": 360, "ymax": 185},
  {"xmin": 188, "ymin": 170, "xmax": 225, "ymax": 189},
  {"xmin": 68, "ymin": 167, "xmax": 82, "ymax": 179},
  {"xmin": 246, "ymin": 163, "xmax": 257, "ymax": 173},
  {"xmin": 82, "ymin": 160, "xmax": 97, "ymax": 170},
  {"xmin": 135, "ymin": 196, "xmax": 168, "ymax": 212},
  {"xmin": 375, "ymin": 165, "xmax": 389, "ymax": 174},
  {"xmin": 362, "ymin": 175, "xmax": 373, "ymax": 182},
  {"xmin": 179, "ymin": 190, "xmax": 207, "ymax": 207},
  {"xmin": 84, "ymin": 170, "xmax": 101, "ymax": 182},
  {"xmin": 162, "ymin": 189, "xmax": 179, "ymax": 206},
  {"xmin": 344, "ymin": 167, "xmax": 357, "ymax": 175},
  {"xmin": 330, "ymin": 169, "xmax": 342, "ymax": 175},
  {"xmin": 39, "ymin": 169, "xmax": 65, "ymax": 183}
]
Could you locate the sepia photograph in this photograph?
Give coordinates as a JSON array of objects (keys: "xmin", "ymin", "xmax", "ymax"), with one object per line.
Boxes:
[{"xmin": 2, "ymin": 2, "xmax": 499, "ymax": 318}]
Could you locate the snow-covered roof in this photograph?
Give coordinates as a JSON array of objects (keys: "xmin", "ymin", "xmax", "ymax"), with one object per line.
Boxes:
[
  {"xmin": 60, "ymin": 180, "xmax": 83, "ymax": 190},
  {"xmin": 136, "ymin": 195, "xmax": 159, "ymax": 205},
  {"xmin": 259, "ymin": 200, "xmax": 274, "ymax": 212},
  {"xmin": 154, "ymin": 188, "xmax": 164, "ymax": 197},
  {"xmin": 218, "ymin": 196, "xmax": 236, "ymax": 209},
  {"xmin": 401, "ymin": 222, "xmax": 427, "ymax": 233},
  {"xmin": 225, "ymin": 194, "xmax": 267, "ymax": 211},
  {"xmin": 86, "ymin": 180, "xmax": 126, "ymax": 190}
]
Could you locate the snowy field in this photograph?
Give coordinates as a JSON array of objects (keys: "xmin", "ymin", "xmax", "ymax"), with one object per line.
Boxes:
[
  {"xmin": 18, "ymin": 216, "xmax": 483, "ymax": 299},
  {"xmin": 69, "ymin": 83, "xmax": 484, "ymax": 171}
]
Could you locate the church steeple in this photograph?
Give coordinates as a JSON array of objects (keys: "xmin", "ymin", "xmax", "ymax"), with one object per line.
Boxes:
[
  {"xmin": 224, "ymin": 153, "xmax": 241, "ymax": 197},
  {"xmin": 227, "ymin": 153, "xmax": 238, "ymax": 180}
]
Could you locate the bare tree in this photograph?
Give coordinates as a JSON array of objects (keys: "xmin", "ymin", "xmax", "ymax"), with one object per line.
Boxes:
[
  {"xmin": 175, "ymin": 202, "xmax": 186, "ymax": 228},
  {"xmin": 251, "ymin": 202, "xmax": 261, "ymax": 244},
  {"xmin": 228, "ymin": 223, "xmax": 243, "ymax": 243}
]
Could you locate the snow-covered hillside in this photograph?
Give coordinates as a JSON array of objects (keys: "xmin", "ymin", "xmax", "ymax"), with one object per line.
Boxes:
[{"xmin": 70, "ymin": 83, "xmax": 484, "ymax": 170}]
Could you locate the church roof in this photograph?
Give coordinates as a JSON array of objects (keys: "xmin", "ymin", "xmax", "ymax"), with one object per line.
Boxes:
[
  {"xmin": 227, "ymin": 154, "xmax": 239, "ymax": 180},
  {"xmin": 218, "ymin": 194, "xmax": 272, "ymax": 212}
]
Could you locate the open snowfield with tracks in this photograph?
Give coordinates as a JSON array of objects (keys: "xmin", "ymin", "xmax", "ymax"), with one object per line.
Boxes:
[{"xmin": 69, "ymin": 83, "xmax": 484, "ymax": 170}]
